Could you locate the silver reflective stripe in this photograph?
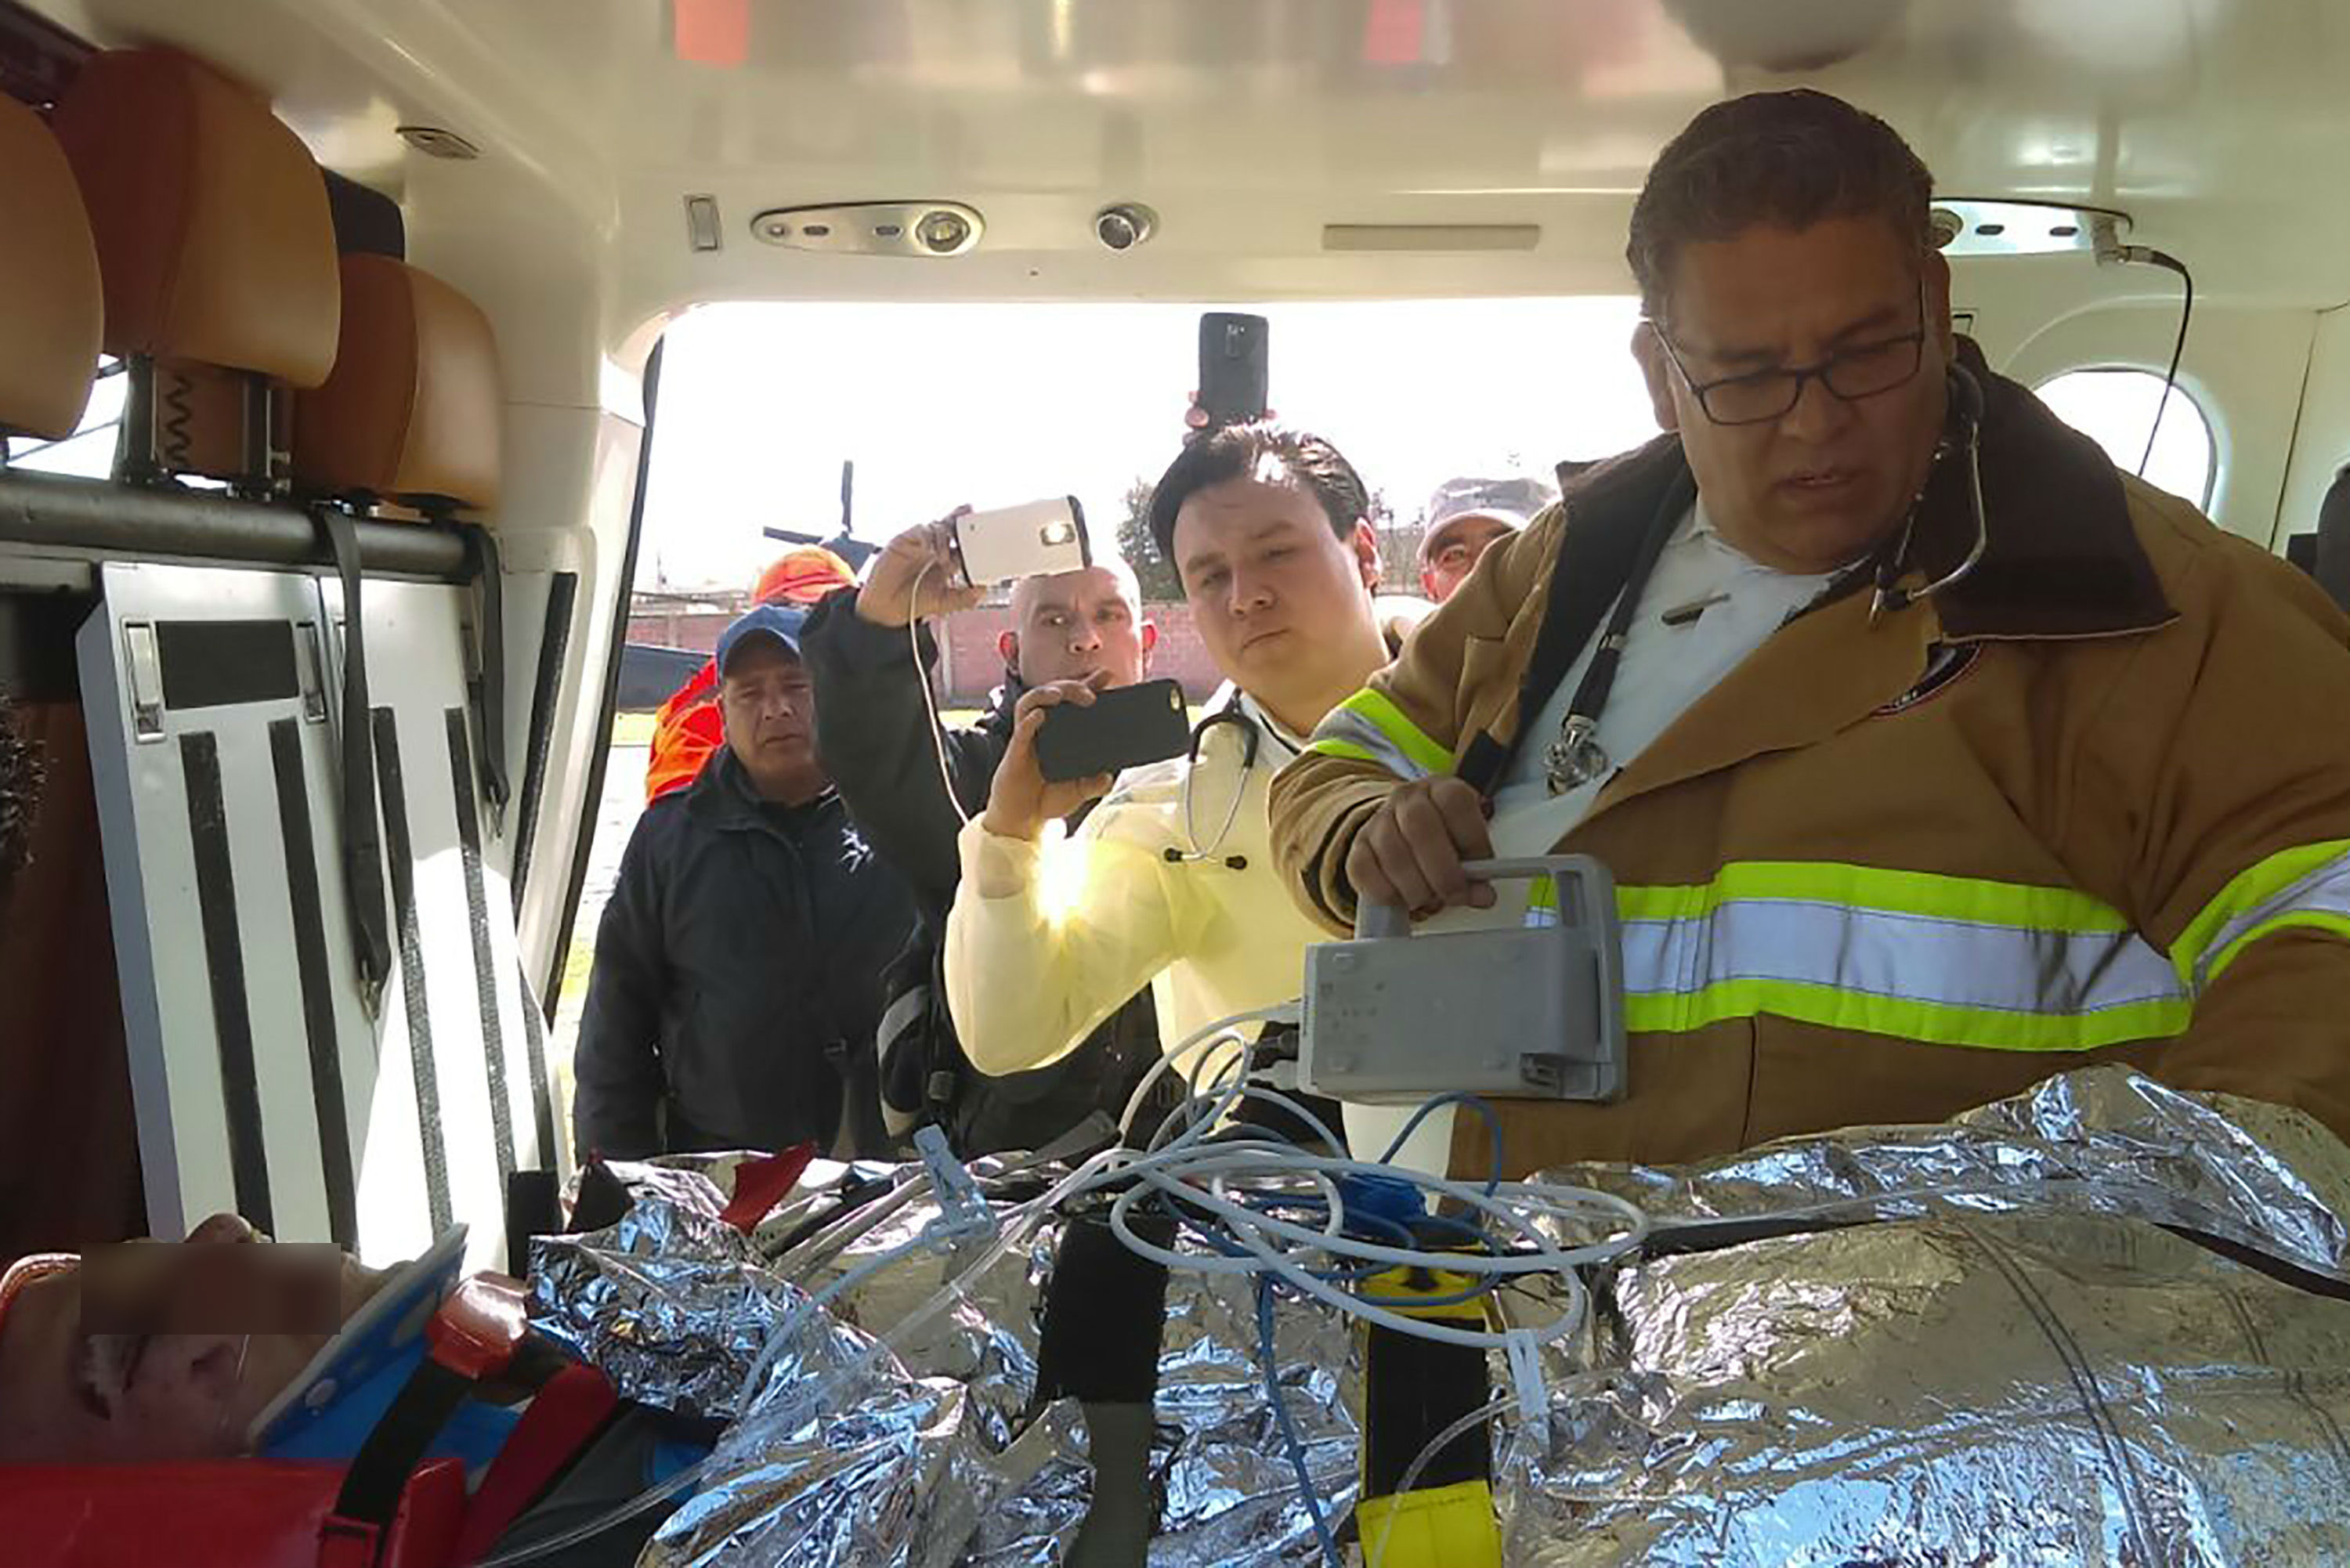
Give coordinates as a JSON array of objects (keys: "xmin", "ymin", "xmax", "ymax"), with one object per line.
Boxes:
[
  {"xmin": 875, "ymin": 979, "xmax": 933, "ymax": 1123},
  {"xmin": 2193, "ymin": 848, "xmax": 2350, "ymax": 992},
  {"xmin": 1623, "ymin": 898, "xmax": 2186, "ymax": 1017},
  {"xmin": 1306, "ymin": 708, "xmax": 1431, "ymax": 782}
]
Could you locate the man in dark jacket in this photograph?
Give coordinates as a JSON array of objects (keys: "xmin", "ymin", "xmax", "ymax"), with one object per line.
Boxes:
[
  {"xmin": 801, "ymin": 515, "xmax": 1167, "ymax": 1154},
  {"xmin": 573, "ymin": 605, "xmax": 915, "ymax": 1159}
]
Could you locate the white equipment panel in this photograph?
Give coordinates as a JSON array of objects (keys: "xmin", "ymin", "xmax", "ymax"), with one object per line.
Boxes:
[{"xmin": 81, "ymin": 561, "xmax": 557, "ymax": 1274}]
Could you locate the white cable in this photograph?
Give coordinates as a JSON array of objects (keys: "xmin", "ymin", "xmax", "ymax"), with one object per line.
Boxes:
[
  {"xmin": 1096, "ymin": 1064, "xmax": 1648, "ymax": 1440},
  {"xmin": 907, "ymin": 558, "xmax": 971, "ymax": 827},
  {"xmin": 1115, "ymin": 1002, "xmax": 1302, "ymax": 1140},
  {"xmin": 1365, "ymin": 1393, "xmax": 1516, "ymax": 1568},
  {"xmin": 1106, "ymin": 1180, "xmax": 1596, "ymax": 1357},
  {"xmin": 480, "ymin": 1053, "xmax": 1644, "ymax": 1566},
  {"xmin": 1115, "ymin": 1151, "xmax": 1645, "ymax": 1276}
]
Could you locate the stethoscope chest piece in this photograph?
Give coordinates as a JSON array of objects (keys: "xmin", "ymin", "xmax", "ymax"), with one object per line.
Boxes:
[
  {"xmin": 1168, "ymin": 695, "xmax": 1262, "ymax": 869},
  {"xmin": 1543, "ymin": 714, "xmax": 1611, "ymax": 795}
]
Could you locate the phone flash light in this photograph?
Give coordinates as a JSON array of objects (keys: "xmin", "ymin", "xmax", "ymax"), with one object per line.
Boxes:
[{"xmin": 1041, "ymin": 520, "xmax": 1076, "ymax": 547}]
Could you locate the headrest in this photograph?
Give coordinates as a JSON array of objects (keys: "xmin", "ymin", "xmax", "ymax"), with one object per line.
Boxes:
[
  {"xmin": 49, "ymin": 49, "xmax": 339, "ymax": 388},
  {"xmin": 0, "ymin": 97, "xmax": 103, "ymax": 439},
  {"xmin": 294, "ymin": 255, "xmax": 503, "ymax": 514}
]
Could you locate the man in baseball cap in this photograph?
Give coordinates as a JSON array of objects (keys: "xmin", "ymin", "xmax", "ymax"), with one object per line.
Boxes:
[
  {"xmin": 1416, "ymin": 475, "xmax": 1558, "ymax": 602},
  {"xmin": 644, "ymin": 545, "xmax": 857, "ymax": 802},
  {"xmin": 577, "ymin": 602, "xmax": 915, "ymax": 1162}
]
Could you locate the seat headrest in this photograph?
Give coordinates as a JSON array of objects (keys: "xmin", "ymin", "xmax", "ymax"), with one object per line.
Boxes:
[
  {"xmin": 294, "ymin": 255, "xmax": 503, "ymax": 514},
  {"xmin": 0, "ymin": 96, "xmax": 103, "ymax": 439},
  {"xmin": 49, "ymin": 49, "xmax": 339, "ymax": 388}
]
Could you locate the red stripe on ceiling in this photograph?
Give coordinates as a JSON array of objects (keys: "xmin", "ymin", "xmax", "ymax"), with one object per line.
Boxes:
[
  {"xmin": 1364, "ymin": 0, "xmax": 1426, "ymax": 66},
  {"xmin": 674, "ymin": 0, "xmax": 750, "ymax": 67}
]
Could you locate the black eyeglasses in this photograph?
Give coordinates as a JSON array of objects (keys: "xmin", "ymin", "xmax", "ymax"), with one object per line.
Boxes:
[{"xmin": 1651, "ymin": 293, "xmax": 1928, "ymax": 427}]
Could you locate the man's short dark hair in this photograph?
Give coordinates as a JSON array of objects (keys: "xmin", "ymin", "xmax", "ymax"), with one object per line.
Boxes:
[
  {"xmin": 0, "ymin": 703, "xmax": 38, "ymax": 901},
  {"xmin": 1147, "ymin": 422, "xmax": 1370, "ymax": 569},
  {"xmin": 1627, "ymin": 89, "xmax": 1936, "ymax": 320}
]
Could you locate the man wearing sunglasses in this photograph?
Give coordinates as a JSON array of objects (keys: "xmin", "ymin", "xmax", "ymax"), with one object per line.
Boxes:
[{"xmin": 1272, "ymin": 89, "xmax": 2350, "ymax": 1180}]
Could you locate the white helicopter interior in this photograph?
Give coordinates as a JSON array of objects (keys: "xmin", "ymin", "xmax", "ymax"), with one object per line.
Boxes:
[{"xmin": 2, "ymin": 0, "xmax": 2348, "ymax": 1267}]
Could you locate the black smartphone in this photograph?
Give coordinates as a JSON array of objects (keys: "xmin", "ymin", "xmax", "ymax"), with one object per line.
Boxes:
[
  {"xmin": 1033, "ymin": 678, "xmax": 1191, "ymax": 782},
  {"xmin": 1197, "ymin": 312, "xmax": 1270, "ymax": 428}
]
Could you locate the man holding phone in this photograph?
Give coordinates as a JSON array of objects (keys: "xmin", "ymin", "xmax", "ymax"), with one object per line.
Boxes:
[
  {"xmin": 801, "ymin": 518, "xmax": 1171, "ymax": 1154},
  {"xmin": 942, "ymin": 423, "xmax": 1394, "ymax": 1090}
]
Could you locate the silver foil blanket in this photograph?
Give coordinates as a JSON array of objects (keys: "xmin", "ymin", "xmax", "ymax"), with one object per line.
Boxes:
[
  {"xmin": 1498, "ymin": 1070, "xmax": 2350, "ymax": 1565},
  {"xmin": 530, "ymin": 1156, "xmax": 1363, "ymax": 1566},
  {"xmin": 533, "ymin": 1161, "xmax": 1098, "ymax": 1566},
  {"xmin": 529, "ymin": 1179, "xmax": 794, "ymax": 1425},
  {"xmin": 1531, "ymin": 1068, "xmax": 2350, "ymax": 1280},
  {"xmin": 1499, "ymin": 1212, "xmax": 2350, "ymax": 1565},
  {"xmin": 1150, "ymin": 1270, "xmax": 1359, "ymax": 1566},
  {"xmin": 523, "ymin": 1068, "xmax": 2350, "ymax": 1566}
]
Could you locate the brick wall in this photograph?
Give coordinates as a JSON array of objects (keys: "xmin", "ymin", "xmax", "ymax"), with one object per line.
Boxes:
[
  {"xmin": 630, "ymin": 604, "xmax": 1225, "ymax": 706},
  {"xmin": 626, "ymin": 610, "xmax": 732, "ymax": 655}
]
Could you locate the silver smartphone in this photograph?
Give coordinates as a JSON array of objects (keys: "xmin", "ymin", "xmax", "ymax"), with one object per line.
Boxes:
[{"xmin": 951, "ymin": 496, "xmax": 1091, "ymax": 586}]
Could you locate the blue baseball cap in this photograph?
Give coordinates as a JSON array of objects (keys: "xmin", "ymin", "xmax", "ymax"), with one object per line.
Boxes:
[{"xmin": 714, "ymin": 603, "xmax": 809, "ymax": 676}]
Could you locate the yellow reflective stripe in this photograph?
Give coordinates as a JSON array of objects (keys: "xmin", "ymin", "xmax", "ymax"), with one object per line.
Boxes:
[
  {"xmin": 1307, "ymin": 714, "xmax": 1424, "ymax": 781},
  {"xmin": 1623, "ymin": 977, "xmax": 2189, "ymax": 1052},
  {"xmin": 1304, "ymin": 737, "xmax": 1386, "ymax": 768},
  {"xmin": 1527, "ymin": 860, "xmax": 2188, "ymax": 1053},
  {"xmin": 2204, "ymin": 910, "xmax": 2350, "ymax": 990},
  {"xmin": 1612, "ymin": 861, "xmax": 2132, "ymax": 934},
  {"xmin": 2171, "ymin": 839, "xmax": 2350, "ymax": 988},
  {"xmin": 1335, "ymin": 688, "xmax": 1452, "ymax": 777}
]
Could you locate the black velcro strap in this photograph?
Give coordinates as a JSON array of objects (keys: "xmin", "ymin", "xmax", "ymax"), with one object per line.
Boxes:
[
  {"xmin": 1362, "ymin": 1322, "xmax": 1491, "ymax": 1497},
  {"xmin": 1455, "ymin": 732, "xmax": 1512, "ymax": 799},
  {"xmin": 1033, "ymin": 1215, "xmax": 1173, "ymax": 1405},
  {"xmin": 468, "ymin": 526, "xmax": 511, "ymax": 815},
  {"xmin": 331, "ymin": 1357, "xmax": 473, "ymax": 1545},
  {"xmin": 316, "ymin": 506, "xmax": 392, "ymax": 1013}
]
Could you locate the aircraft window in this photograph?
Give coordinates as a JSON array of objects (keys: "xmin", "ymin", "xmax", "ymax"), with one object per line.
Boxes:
[
  {"xmin": 2, "ymin": 356, "xmax": 123, "ymax": 478},
  {"xmin": 2034, "ymin": 367, "xmax": 2216, "ymax": 509}
]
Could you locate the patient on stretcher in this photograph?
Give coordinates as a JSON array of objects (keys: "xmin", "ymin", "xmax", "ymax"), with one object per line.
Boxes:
[{"xmin": 0, "ymin": 1212, "xmax": 401, "ymax": 1463}]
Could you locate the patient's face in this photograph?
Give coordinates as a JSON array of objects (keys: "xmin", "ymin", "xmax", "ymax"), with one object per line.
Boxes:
[{"xmin": 0, "ymin": 1213, "xmax": 393, "ymax": 1463}]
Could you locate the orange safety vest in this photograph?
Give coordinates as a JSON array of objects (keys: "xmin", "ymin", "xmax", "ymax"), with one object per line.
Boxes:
[{"xmin": 645, "ymin": 658, "xmax": 725, "ymax": 803}]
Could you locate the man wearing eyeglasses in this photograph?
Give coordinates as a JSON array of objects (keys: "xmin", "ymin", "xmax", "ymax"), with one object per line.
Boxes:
[
  {"xmin": 1271, "ymin": 89, "xmax": 2350, "ymax": 1180},
  {"xmin": 1415, "ymin": 476, "xmax": 1556, "ymax": 604}
]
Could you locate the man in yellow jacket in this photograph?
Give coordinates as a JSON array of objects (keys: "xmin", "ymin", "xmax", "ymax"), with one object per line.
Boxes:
[
  {"xmin": 1271, "ymin": 89, "xmax": 2350, "ymax": 1179},
  {"xmin": 945, "ymin": 426, "xmax": 1394, "ymax": 1093}
]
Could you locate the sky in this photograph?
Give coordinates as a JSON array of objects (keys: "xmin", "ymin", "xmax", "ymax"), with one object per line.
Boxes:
[
  {"xmin": 634, "ymin": 297, "xmax": 1665, "ymax": 591},
  {"xmin": 10, "ymin": 299, "xmax": 2209, "ymax": 573}
]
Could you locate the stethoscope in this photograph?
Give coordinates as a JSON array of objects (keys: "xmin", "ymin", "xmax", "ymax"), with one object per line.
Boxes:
[
  {"xmin": 1542, "ymin": 363, "xmax": 1989, "ymax": 797},
  {"xmin": 1162, "ymin": 691, "xmax": 1282, "ymax": 870}
]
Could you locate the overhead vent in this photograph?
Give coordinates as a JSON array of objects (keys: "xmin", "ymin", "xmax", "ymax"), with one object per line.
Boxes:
[
  {"xmin": 751, "ymin": 201, "xmax": 984, "ymax": 258},
  {"xmin": 1322, "ymin": 224, "xmax": 1540, "ymax": 253}
]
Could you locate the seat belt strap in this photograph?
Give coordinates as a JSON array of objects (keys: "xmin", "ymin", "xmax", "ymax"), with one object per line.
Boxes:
[
  {"xmin": 316, "ymin": 505, "xmax": 392, "ymax": 1016},
  {"xmin": 466, "ymin": 526, "xmax": 511, "ymax": 820}
]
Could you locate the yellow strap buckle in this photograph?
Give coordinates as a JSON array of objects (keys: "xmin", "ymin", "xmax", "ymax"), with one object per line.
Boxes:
[{"xmin": 1355, "ymin": 1479, "xmax": 1502, "ymax": 1568}]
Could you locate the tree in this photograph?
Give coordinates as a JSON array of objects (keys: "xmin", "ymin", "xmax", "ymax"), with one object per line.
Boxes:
[
  {"xmin": 1114, "ymin": 475, "xmax": 1185, "ymax": 602},
  {"xmin": 1368, "ymin": 486, "xmax": 1425, "ymax": 591}
]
